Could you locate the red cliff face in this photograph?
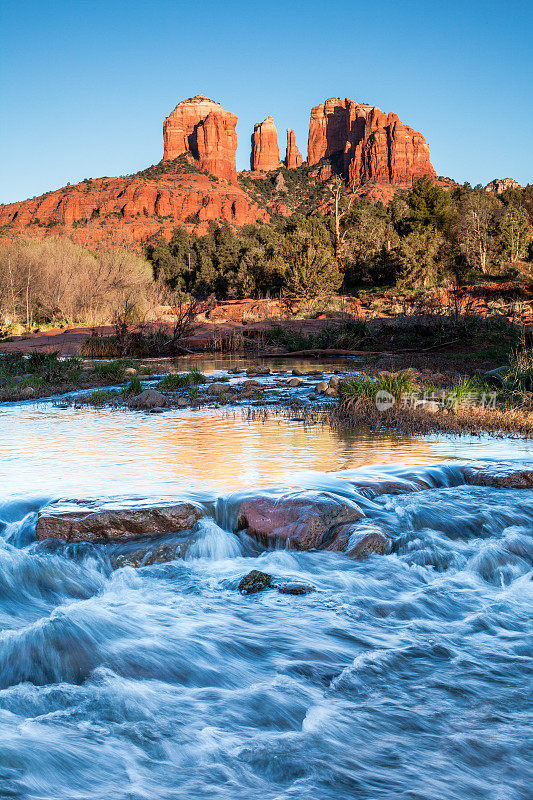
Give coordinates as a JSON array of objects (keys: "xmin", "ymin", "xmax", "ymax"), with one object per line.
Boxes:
[
  {"xmin": 307, "ymin": 98, "xmax": 435, "ymax": 186},
  {"xmin": 250, "ymin": 116, "xmax": 281, "ymax": 172},
  {"xmin": 163, "ymin": 95, "xmax": 238, "ymax": 182},
  {"xmin": 0, "ymin": 168, "xmax": 268, "ymax": 250},
  {"xmin": 284, "ymin": 129, "xmax": 303, "ymax": 169}
]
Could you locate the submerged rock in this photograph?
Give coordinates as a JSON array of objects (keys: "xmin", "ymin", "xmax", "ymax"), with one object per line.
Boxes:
[
  {"xmin": 236, "ymin": 491, "xmax": 364, "ymax": 550},
  {"xmin": 111, "ymin": 542, "xmax": 181, "ymax": 568},
  {"xmin": 238, "ymin": 570, "xmax": 273, "ymax": 594},
  {"xmin": 346, "ymin": 527, "xmax": 392, "ymax": 558},
  {"xmin": 322, "ymin": 521, "xmax": 392, "ymax": 558},
  {"xmin": 36, "ymin": 503, "xmax": 202, "ymax": 543},
  {"xmin": 277, "ymin": 583, "xmax": 316, "ymax": 595}
]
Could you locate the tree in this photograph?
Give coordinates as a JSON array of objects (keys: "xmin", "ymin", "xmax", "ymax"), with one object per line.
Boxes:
[
  {"xmin": 453, "ymin": 189, "xmax": 499, "ymax": 274},
  {"xmin": 340, "ymin": 200, "xmax": 396, "ymax": 287},
  {"xmin": 396, "ymin": 228, "xmax": 446, "ymax": 289},
  {"xmin": 283, "ymin": 216, "xmax": 340, "ymax": 298},
  {"xmin": 498, "ymin": 205, "xmax": 531, "ymax": 264},
  {"xmin": 401, "ymin": 176, "xmax": 456, "ymax": 234}
]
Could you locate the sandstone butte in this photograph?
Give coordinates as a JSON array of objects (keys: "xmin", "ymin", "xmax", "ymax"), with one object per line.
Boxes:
[
  {"xmin": 307, "ymin": 97, "xmax": 435, "ymax": 186},
  {"xmin": 250, "ymin": 116, "xmax": 281, "ymax": 172},
  {"xmin": 163, "ymin": 95, "xmax": 238, "ymax": 182},
  {"xmin": 0, "ymin": 94, "xmax": 438, "ymax": 250},
  {"xmin": 285, "ymin": 129, "xmax": 303, "ymax": 169},
  {"xmin": 0, "ymin": 95, "xmax": 269, "ymax": 249}
]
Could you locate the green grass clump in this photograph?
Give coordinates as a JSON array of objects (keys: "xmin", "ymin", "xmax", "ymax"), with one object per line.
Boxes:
[
  {"xmin": 90, "ymin": 360, "xmax": 134, "ymax": 382},
  {"xmin": 158, "ymin": 371, "xmax": 206, "ymax": 391},
  {"xmin": 446, "ymin": 377, "xmax": 481, "ymax": 408},
  {"xmin": 0, "ymin": 351, "xmax": 82, "ymax": 384},
  {"xmin": 338, "ymin": 371, "xmax": 418, "ymax": 406},
  {"xmin": 506, "ymin": 342, "xmax": 533, "ymax": 392},
  {"xmin": 125, "ymin": 376, "xmax": 143, "ymax": 395},
  {"xmin": 84, "ymin": 388, "xmax": 122, "ymax": 405}
]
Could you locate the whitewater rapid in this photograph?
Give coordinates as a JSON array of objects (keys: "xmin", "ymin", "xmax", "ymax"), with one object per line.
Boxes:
[{"xmin": 0, "ymin": 399, "xmax": 532, "ymax": 799}]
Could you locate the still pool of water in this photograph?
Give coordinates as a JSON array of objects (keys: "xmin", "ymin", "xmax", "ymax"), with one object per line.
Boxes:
[{"xmin": 0, "ymin": 396, "xmax": 532, "ymax": 800}]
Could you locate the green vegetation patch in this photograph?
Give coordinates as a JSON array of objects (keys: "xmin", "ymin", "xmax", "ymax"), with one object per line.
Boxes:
[{"xmin": 158, "ymin": 371, "xmax": 206, "ymax": 391}]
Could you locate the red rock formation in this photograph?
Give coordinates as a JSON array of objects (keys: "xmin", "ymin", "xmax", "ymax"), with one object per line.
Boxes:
[
  {"xmin": 250, "ymin": 116, "xmax": 281, "ymax": 172},
  {"xmin": 307, "ymin": 98, "xmax": 435, "ymax": 186},
  {"xmin": 284, "ymin": 129, "xmax": 303, "ymax": 169},
  {"xmin": 163, "ymin": 95, "xmax": 237, "ymax": 181},
  {"xmin": 0, "ymin": 168, "xmax": 269, "ymax": 250}
]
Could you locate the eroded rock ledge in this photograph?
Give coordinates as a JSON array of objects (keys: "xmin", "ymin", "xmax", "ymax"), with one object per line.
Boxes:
[
  {"xmin": 34, "ymin": 465, "xmax": 532, "ymax": 563},
  {"xmin": 35, "ymin": 503, "xmax": 202, "ymax": 543}
]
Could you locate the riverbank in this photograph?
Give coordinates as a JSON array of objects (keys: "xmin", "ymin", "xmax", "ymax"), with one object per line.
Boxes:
[
  {"xmin": 60, "ymin": 361, "xmax": 532, "ymax": 438},
  {"xmin": 2, "ymin": 329, "xmax": 531, "ymax": 435}
]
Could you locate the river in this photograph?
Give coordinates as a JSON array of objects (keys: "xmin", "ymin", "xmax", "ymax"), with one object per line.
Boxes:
[{"xmin": 0, "ymin": 366, "xmax": 532, "ymax": 800}]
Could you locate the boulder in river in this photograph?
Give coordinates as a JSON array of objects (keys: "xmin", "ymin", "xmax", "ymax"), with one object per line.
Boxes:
[
  {"xmin": 238, "ymin": 570, "xmax": 316, "ymax": 595},
  {"xmin": 318, "ymin": 520, "xmax": 392, "ymax": 558},
  {"xmin": 36, "ymin": 503, "xmax": 202, "ymax": 543},
  {"xmin": 236, "ymin": 491, "xmax": 364, "ymax": 550},
  {"xmin": 129, "ymin": 389, "xmax": 166, "ymax": 410},
  {"xmin": 206, "ymin": 382, "xmax": 228, "ymax": 395},
  {"xmin": 345, "ymin": 526, "xmax": 392, "ymax": 558},
  {"xmin": 238, "ymin": 570, "xmax": 273, "ymax": 594}
]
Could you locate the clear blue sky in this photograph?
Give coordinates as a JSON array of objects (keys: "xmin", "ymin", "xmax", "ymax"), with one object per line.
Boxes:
[{"xmin": 1, "ymin": 0, "xmax": 531, "ymax": 204}]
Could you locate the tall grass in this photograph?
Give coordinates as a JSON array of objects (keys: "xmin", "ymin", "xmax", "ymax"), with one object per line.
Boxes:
[
  {"xmin": 338, "ymin": 371, "xmax": 418, "ymax": 407},
  {"xmin": 506, "ymin": 341, "xmax": 533, "ymax": 391},
  {"xmin": 158, "ymin": 371, "xmax": 206, "ymax": 391},
  {"xmin": 446, "ymin": 377, "xmax": 481, "ymax": 408}
]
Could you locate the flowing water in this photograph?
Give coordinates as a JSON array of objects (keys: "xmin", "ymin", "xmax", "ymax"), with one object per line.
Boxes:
[{"xmin": 1, "ymin": 377, "xmax": 532, "ymax": 799}]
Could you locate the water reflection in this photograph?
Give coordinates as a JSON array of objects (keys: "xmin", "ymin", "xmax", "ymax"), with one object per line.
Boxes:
[{"xmin": 1, "ymin": 403, "xmax": 531, "ymax": 501}]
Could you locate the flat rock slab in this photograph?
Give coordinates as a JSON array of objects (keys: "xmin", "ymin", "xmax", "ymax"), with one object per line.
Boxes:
[
  {"xmin": 461, "ymin": 466, "xmax": 533, "ymax": 489},
  {"xmin": 36, "ymin": 503, "xmax": 202, "ymax": 543}
]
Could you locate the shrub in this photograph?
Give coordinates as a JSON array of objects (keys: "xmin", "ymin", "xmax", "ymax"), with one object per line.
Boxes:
[{"xmin": 265, "ymin": 319, "xmax": 368, "ymax": 352}]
